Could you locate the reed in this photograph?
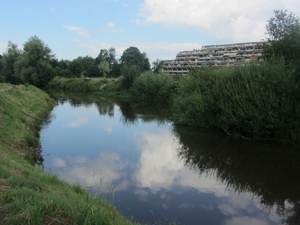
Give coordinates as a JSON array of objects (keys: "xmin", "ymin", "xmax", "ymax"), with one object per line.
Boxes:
[{"xmin": 170, "ymin": 58, "xmax": 300, "ymax": 144}]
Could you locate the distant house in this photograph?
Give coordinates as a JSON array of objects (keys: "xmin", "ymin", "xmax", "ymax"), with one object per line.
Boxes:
[{"xmin": 162, "ymin": 41, "xmax": 266, "ymax": 75}]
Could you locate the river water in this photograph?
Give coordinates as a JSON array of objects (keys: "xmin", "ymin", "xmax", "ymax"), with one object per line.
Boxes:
[{"xmin": 40, "ymin": 93, "xmax": 300, "ymax": 225}]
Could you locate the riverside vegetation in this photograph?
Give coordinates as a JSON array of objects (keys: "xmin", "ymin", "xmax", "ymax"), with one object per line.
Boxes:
[
  {"xmin": 48, "ymin": 57, "xmax": 300, "ymax": 145},
  {"xmin": 0, "ymin": 83, "xmax": 140, "ymax": 225},
  {"xmin": 47, "ymin": 10, "xmax": 300, "ymax": 145}
]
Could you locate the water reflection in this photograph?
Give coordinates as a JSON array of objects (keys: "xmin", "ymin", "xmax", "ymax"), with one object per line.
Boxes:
[
  {"xmin": 173, "ymin": 125, "xmax": 300, "ymax": 225},
  {"xmin": 41, "ymin": 92, "xmax": 299, "ymax": 225}
]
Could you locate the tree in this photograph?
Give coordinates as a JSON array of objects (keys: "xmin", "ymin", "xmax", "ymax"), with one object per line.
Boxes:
[
  {"xmin": 95, "ymin": 47, "xmax": 118, "ymax": 77},
  {"xmin": 120, "ymin": 46, "xmax": 150, "ymax": 71},
  {"xmin": 98, "ymin": 61, "xmax": 110, "ymax": 78},
  {"xmin": 95, "ymin": 48, "xmax": 117, "ymax": 65},
  {"xmin": 1, "ymin": 41, "xmax": 22, "ymax": 84},
  {"xmin": 14, "ymin": 36, "xmax": 55, "ymax": 87},
  {"xmin": 152, "ymin": 58, "xmax": 164, "ymax": 73},
  {"xmin": 266, "ymin": 10, "xmax": 300, "ymax": 41},
  {"xmin": 263, "ymin": 10, "xmax": 300, "ymax": 77},
  {"xmin": 68, "ymin": 58, "xmax": 83, "ymax": 77}
]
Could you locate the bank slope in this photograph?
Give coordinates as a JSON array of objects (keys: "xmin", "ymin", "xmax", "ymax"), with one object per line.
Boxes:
[{"xmin": 0, "ymin": 83, "xmax": 139, "ymax": 225}]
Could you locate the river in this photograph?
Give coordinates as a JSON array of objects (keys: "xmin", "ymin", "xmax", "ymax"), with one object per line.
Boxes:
[{"xmin": 40, "ymin": 93, "xmax": 300, "ymax": 225}]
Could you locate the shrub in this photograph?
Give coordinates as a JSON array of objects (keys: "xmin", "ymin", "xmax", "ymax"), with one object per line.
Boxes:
[
  {"xmin": 170, "ymin": 58, "xmax": 300, "ymax": 143},
  {"xmin": 119, "ymin": 65, "xmax": 142, "ymax": 89},
  {"xmin": 130, "ymin": 71, "xmax": 175, "ymax": 101}
]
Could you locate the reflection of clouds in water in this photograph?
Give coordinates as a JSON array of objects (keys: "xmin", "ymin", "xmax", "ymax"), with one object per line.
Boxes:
[
  {"xmin": 104, "ymin": 126, "xmax": 113, "ymax": 133},
  {"xmin": 132, "ymin": 130, "xmax": 227, "ymax": 196},
  {"xmin": 131, "ymin": 130, "xmax": 282, "ymax": 224},
  {"xmin": 52, "ymin": 153, "xmax": 128, "ymax": 193},
  {"xmin": 219, "ymin": 191, "xmax": 282, "ymax": 224},
  {"xmin": 179, "ymin": 203, "xmax": 195, "ymax": 209},
  {"xmin": 63, "ymin": 117, "xmax": 88, "ymax": 128},
  {"xmin": 53, "ymin": 158, "xmax": 67, "ymax": 168},
  {"xmin": 135, "ymin": 189, "xmax": 149, "ymax": 202}
]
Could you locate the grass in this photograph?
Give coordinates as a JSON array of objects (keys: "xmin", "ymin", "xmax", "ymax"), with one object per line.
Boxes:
[
  {"xmin": 48, "ymin": 76, "xmax": 123, "ymax": 93},
  {"xmin": 0, "ymin": 83, "xmax": 141, "ymax": 225},
  {"xmin": 170, "ymin": 58, "xmax": 300, "ymax": 144}
]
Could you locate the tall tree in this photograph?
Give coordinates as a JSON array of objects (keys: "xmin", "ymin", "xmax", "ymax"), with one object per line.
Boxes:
[
  {"xmin": 95, "ymin": 47, "xmax": 117, "ymax": 66},
  {"xmin": 68, "ymin": 57, "xmax": 84, "ymax": 77},
  {"xmin": 120, "ymin": 46, "xmax": 150, "ymax": 71},
  {"xmin": 152, "ymin": 58, "xmax": 164, "ymax": 73},
  {"xmin": 95, "ymin": 47, "xmax": 118, "ymax": 77},
  {"xmin": 1, "ymin": 41, "xmax": 22, "ymax": 84},
  {"xmin": 263, "ymin": 10, "xmax": 300, "ymax": 77},
  {"xmin": 14, "ymin": 36, "xmax": 55, "ymax": 87},
  {"xmin": 98, "ymin": 61, "xmax": 110, "ymax": 78},
  {"xmin": 266, "ymin": 9, "xmax": 300, "ymax": 41}
]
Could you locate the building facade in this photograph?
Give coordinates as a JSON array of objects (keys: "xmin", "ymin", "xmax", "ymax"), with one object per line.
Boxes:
[{"xmin": 162, "ymin": 41, "xmax": 266, "ymax": 75}]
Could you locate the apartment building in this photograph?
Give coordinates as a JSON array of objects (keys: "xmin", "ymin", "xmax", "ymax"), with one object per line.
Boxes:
[{"xmin": 162, "ymin": 41, "xmax": 266, "ymax": 75}]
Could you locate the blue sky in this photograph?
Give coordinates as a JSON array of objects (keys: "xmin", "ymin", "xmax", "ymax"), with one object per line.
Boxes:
[{"xmin": 1, "ymin": 0, "xmax": 299, "ymax": 64}]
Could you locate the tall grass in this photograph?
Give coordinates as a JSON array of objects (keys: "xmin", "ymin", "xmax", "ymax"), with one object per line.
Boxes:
[
  {"xmin": 130, "ymin": 71, "xmax": 175, "ymax": 101},
  {"xmin": 48, "ymin": 76, "xmax": 122, "ymax": 93},
  {"xmin": 119, "ymin": 65, "xmax": 142, "ymax": 89},
  {"xmin": 170, "ymin": 58, "xmax": 300, "ymax": 144}
]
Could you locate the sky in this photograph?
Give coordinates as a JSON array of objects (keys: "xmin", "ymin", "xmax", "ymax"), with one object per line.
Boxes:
[{"xmin": 1, "ymin": 0, "xmax": 299, "ymax": 64}]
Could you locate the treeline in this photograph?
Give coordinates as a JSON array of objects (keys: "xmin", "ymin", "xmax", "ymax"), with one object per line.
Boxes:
[{"xmin": 0, "ymin": 36, "xmax": 163, "ymax": 88}]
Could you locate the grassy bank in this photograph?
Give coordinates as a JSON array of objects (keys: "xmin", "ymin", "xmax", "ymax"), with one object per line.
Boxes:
[
  {"xmin": 48, "ymin": 71, "xmax": 177, "ymax": 102},
  {"xmin": 47, "ymin": 77, "xmax": 131, "ymax": 98},
  {"xmin": 0, "ymin": 83, "xmax": 139, "ymax": 225}
]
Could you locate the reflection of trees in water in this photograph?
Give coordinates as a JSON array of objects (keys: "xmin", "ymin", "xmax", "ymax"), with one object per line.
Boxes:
[
  {"xmin": 48, "ymin": 91, "xmax": 170, "ymax": 124},
  {"xmin": 48, "ymin": 91, "xmax": 116, "ymax": 117},
  {"xmin": 173, "ymin": 125, "xmax": 300, "ymax": 225},
  {"xmin": 118, "ymin": 101, "xmax": 169, "ymax": 125}
]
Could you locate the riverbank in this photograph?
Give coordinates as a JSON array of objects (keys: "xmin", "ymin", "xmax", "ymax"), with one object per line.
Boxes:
[
  {"xmin": 47, "ymin": 59, "xmax": 300, "ymax": 145},
  {"xmin": 0, "ymin": 83, "xmax": 139, "ymax": 225}
]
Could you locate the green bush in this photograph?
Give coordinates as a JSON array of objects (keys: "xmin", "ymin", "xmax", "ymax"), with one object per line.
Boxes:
[
  {"xmin": 170, "ymin": 58, "xmax": 300, "ymax": 143},
  {"xmin": 130, "ymin": 71, "xmax": 175, "ymax": 101},
  {"xmin": 119, "ymin": 65, "xmax": 142, "ymax": 89}
]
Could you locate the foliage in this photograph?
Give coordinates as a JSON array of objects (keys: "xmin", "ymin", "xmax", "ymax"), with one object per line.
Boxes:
[
  {"xmin": 130, "ymin": 71, "xmax": 175, "ymax": 101},
  {"xmin": 263, "ymin": 10, "xmax": 300, "ymax": 78},
  {"xmin": 48, "ymin": 76, "xmax": 122, "ymax": 93},
  {"xmin": 120, "ymin": 46, "xmax": 150, "ymax": 71},
  {"xmin": 170, "ymin": 59, "xmax": 300, "ymax": 144},
  {"xmin": 14, "ymin": 36, "xmax": 55, "ymax": 87},
  {"xmin": 98, "ymin": 61, "xmax": 110, "ymax": 78},
  {"xmin": 266, "ymin": 9, "xmax": 300, "ymax": 41},
  {"xmin": 95, "ymin": 48, "xmax": 118, "ymax": 77},
  {"xmin": 119, "ymin": 64, "xmax": 142, "ymax": 89},
  {"xmin": 152, "ymin": 58, "xmax": 164, "ymax": 73},
  {"xmin": 68, "ymin": 57, "xmax": 84, "ymax": 77},
  {"xmin": 95, "ymin": 48, "xmax": 117, "ymax": 65},
  {"xmin": 1, "ymin": 41, "xmax": 22, "ymax": 84}
]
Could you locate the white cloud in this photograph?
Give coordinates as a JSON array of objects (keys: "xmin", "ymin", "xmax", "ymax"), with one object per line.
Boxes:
[
  {"xmin": 62, "ymin": 25, "xmax": 90, "ymax": 38},
  {"xmin": 106, "ymin": 22, "xmax": 115, "ymax": 29},
  {"xmin": 104, "ymin": 22, "xmax": 125, "ymax": 33},
  {"xmin": 137, "ymin": 0, "xmax": 300, "ymax": 43}
]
